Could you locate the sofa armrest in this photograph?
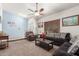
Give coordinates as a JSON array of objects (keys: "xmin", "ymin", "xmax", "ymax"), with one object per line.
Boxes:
[
  {"xmin": 53, "ymin": 49, "xmax": 73, "ymax": 56},
  {"xmin": 53, "ymin": 42, "xmax": 72, "ymax": 56}
]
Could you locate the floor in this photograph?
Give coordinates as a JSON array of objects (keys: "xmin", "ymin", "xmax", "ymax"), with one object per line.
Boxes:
[{"xmin": 0, "ymin": 39, "xmax": 59, "ymax": 56}]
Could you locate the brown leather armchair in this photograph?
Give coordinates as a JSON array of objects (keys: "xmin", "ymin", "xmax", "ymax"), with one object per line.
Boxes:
[{"xmin": 25, "ymin": 31, "xmax": 35, "ymax": 41}]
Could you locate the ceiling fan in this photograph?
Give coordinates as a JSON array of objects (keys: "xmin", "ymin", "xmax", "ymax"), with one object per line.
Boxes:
[{"xmin": 27, "ymin": 3, "xmax": 44, "ymax": 16}]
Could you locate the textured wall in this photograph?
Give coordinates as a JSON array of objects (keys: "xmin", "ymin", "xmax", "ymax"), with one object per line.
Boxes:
[
  {"xmin": 2, "ymin": 10, "xmax": 28, "ymax": 40},
  {"xmin": 38, "ymin": 5, "xmax": 79, "ymax": 36},
  {"xmin": 0, "ymin": 8, "xmax": 2, "ymax": 31},
  {"xmin": 28, "ymin": 18, "xmax": 38, "ymax": 35}
]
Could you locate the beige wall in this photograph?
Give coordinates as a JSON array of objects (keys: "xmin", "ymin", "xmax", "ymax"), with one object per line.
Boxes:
[
  {"xmin": 28, "ymin": 18, "xmax": 38, "ymax": 34},
  {"xmin": 38, "ymin": 5, "xmax": 79, "ymax": 36}
]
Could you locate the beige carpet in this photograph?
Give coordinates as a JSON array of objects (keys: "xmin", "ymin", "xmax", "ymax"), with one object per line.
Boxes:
[{"xmin": 0, "ymin": 40, "xmax": 59, "ymax": 56}]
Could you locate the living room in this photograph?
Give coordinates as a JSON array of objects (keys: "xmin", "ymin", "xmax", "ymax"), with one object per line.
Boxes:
[{"xmin": 0, "ymin": 3, "xmax": 79, "ymax": 56}]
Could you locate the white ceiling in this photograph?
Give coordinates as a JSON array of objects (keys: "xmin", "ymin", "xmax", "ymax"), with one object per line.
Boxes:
[{"xmin": 2, "ymin": 3, "xmax": 79, "ymax": 18}]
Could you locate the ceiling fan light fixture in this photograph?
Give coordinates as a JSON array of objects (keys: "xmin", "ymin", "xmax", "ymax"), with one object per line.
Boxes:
[
  {"xmin": 40, "ymin": 8, "xmax": 44, "ymax": 12},
  {"xmin": 34, "ymin": 12, "xmax": 40, "ymax": 16},
  {"xmin": 27, "ymin": 3, "xmax": 44, "ymax": 16}
]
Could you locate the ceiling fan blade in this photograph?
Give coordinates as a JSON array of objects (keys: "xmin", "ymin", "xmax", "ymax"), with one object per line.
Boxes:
[
  {"xmin": 27, "ymin": 13, "xmax": 34, "ymax": 15},
  {"xmin": 39, "ymin": 8, "xmax": 44, "ymax": 12},
  {"xmin": 28, "ymin": 9, "xmax": 34, "ymax": 12}
]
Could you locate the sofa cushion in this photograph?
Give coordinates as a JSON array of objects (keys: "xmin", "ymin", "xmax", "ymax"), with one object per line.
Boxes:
[
  {"xmin": 54, "ymin": 33, "xmax": 60, "ymax": 38},
  {"xmin": 46, "ymin": 33, "xmax": 55, "ymax": 38},
  {"xmin": 53, "ymin": 49, "xmax": 71, "ymax": 56},
  {"xmin": 60, "ymin": 33, "xmax": 67, "ymax": 39},
  {"xmin": 60, "ymin": 42, "xmax": 72, "ymax": 51}
]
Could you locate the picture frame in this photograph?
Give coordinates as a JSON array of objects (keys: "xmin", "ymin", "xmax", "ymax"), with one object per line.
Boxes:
[{"xmin": 62, "ymin": 15, "xmax": 79, "ymax": 26}]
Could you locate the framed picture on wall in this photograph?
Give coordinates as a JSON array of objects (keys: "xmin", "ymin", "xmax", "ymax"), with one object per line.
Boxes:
[{"xmin": 62, "ymin": 15, "xmax": 79, "ymax": 26}]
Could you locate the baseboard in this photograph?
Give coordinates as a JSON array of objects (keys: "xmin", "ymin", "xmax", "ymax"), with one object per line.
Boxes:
[{"xmin": 8, "ymin": 38, "xmax": 26, "ymax": 42}]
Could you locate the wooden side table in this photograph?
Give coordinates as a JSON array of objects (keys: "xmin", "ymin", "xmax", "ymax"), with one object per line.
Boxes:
[{"xmin": 0, "ymin": 35, "xmax": 9, "ymax": 49}]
